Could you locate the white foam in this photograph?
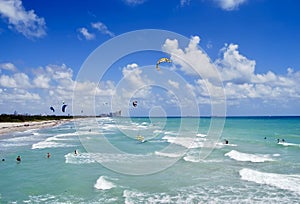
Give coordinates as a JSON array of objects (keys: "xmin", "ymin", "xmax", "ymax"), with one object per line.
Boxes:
[
  {"xmin": 196, "ymin": 133, "xmax": 207, "ymax": 137},
  {"xmin": 225, "ymin": 150, "xmax": 275, "ymax": 163},
  {"xmin": 216, "ymin": 142, "xmax": 237, "ymax": 147},
  {"xmin": 278, "ymin": 142, "xmax": 300, "ymax": 147},
  {"xmin": 240, "ymin": 168, "xmax": 300, "ymax": 194},
  {"xmin": 183, "ymin": 155, "xmax": 200, "ymax": 163},
  {"xmin": 94, "ymin": 176, "xmax": 116, "ymax": 190},
  {"xmin": 162, "ymin": 135, "xmax": 203, "ymax": 149},
  {"xmin": 65, "ymin": 152, "xmax": 151, "ymax": 164},
  {"xmin": 153, "ymin": 130, "xmax": 163, "ymax": 134},
  {"xmin": 65, "ymin": 152, "xmax": 97, "ymax": 164},
  {"xmin": 164, "ymin": 131, "xmax": 178, "ymax": 135},
  {"xmin": 155, "ymin": 151, "xmax": 182, "ymax": 158},
  {"xmin": 32, "ymin": 141, "xmax": 75, "ymax": 149}
]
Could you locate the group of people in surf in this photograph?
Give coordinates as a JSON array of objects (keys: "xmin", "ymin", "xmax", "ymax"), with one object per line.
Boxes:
[{"xmin": 1, "ymin": 150, "xmax": 79, "ymax": 164}]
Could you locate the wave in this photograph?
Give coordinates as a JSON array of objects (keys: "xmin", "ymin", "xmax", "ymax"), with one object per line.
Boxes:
[
  {"xmin": 196, "ymin": 133, "xmax": 207, "ymax": 137},
  {"xmin": 31, "ymin": 132, "xmax": 79, "ymax": 149},
  {"xmin": 123, "ymin": 182, "xmax": 300, "ymax": 204},
  {"xmin": 32, "ymin": 141, "xmax": 75, "ymax": 149},
  {"xmin": 240, "ymin": 168, "xmax": 300, "ymax": 194},
  {"xmin": 65, "ymin": 152, "xmax": 153, "ymax": 165},
  {"xmin": 94, "ymin": 176, "xmax": 116, "ymax": 190},
  {"xmin": 225, "ymin": 150, "xmax": 275, "ymax": 163},
  {"xmin": 162, "ymin": 136, "xmax": 203, "ymax": 149},
  {"xmin": 155, "ymin": 151, "xmax": 182, "ymax": 158},
  {"xmin": 164, "ymin": 131, "xmax": 178, "ymax": 135},
  {"xmin": 65, "ymin": 152, "xmax": 98, "ymax": 164},
  {"xmin": 216, "ymin": 142, "xmax": 237, "ymax": 147},
  {"xmin": 278, "ymin": 142, "xmax": 300, "ymax": 148}
]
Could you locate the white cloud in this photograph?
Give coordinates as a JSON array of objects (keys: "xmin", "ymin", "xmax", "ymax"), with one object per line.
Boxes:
[
  {"xmin": 163, "ymin": 35, "xmax": 300, "ymax": 115},
  {"xmin": 13, "ymin": 72, "xmax": 31, "ymax": 87},
  {"xmin": 215, "ymin": 43, "xmax": 256, "ymax": 83},
  {"xmin": 0, "ymin": 73, "xmax": 31, "ymax": 88},
  {"xmin": 0, "ymin": 0, "xmax": 46, "ymax": 38},
  {"xmin": 163, "ymin": 36, "xmax": 217, "ymax": 80},
  {"xmin": 214, "ymin": 43, "xmax": 300, "ymax": 104},
  {"xmin": 78, "ymin": 27, "xmax": 95, "ymax": 40},
  {"xmin": 0, "ymin": 74, "xmax": 16, "ymax": 87},
  {"xmin": 213, "ymin": 0, "xmax": 247, "ymax": 11},
  {"xmin": 180, "ymin": 0, "xmax": 190, "ymax": 7},
  {"xmin": 123, "ymin": 0, "xmax": 146, "ymax": 6},
  {"xmin": 33, "ymin": 75, "xmax": 50, "ymax": 89},
  {"xmin": 0, "ymin": 62, "xmax": 17, "ymax": 71},
  {"xmin": 168, "ymin": 79, "xmax": 179, "ymax": 89},
  {"xmin": 91, "ymin": 21, "xmax": 114, "ymax": 37},
  {"xmin": 122, "ymin": 63, "xmax": 147, "ymax": 89}
]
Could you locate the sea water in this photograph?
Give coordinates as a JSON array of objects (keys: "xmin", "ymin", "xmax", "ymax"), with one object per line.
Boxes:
[{"xmin": 0, "ymin": 117, "xmax": 300, "ymax": 203}]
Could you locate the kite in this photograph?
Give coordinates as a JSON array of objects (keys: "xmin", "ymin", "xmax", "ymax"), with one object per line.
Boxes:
[
  {"xmin": 50, "ymin": 106, "xmax": 55, "ymax": 112},
  {"xmin": 156, "ymin": 57, "xmax": 171, "ymax": 71},
  {"xmin": 62, "ymin": 104, "xmax": 67, "ymax": 112},
  {"xmin": 132, "ymin": 101, "xmax": 138, "ymax": 107}
]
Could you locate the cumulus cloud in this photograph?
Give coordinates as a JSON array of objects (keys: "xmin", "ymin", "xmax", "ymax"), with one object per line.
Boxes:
[
  {"xmin": 91, "ymin": 21, "xmax": 114, "ymax": 37},
  {"xmin": 213, "ymin": 0, "xmax": 247, "ymax": 11},
  {"xmin": 0, "ymin": 62, "xmax": 17, "ymax": 71},
  {"xmin": 168, "ymin": 79, "xmax": 179, "ymax": 89},
  {"xmin": 162, "ymin": 34, "xmax": 300, "ymax": 115},
  {"xmin": 0, "ymin": 0, "xmax": 46, "ymax": 38},
  {"xmin": 78, "ymin": 27, "xmax": 95, "ymax": 40},
  {"xmin": 0, "ymin": 73, "xmax": 31, "ymax": 88},
  {"xmin": 33, "ymin": 75, "xmax": 50, "ymax": 89},
  {"xmin": 163, "ymin": 36, "xmax": 217, "ymax": 80},
  {"xmin": 214, "ymin": 43, "xmax": 300, "ymax": 103},
  {"xmin": 215, "ymin": 43, "xmax": 256, "ymax": 83}
]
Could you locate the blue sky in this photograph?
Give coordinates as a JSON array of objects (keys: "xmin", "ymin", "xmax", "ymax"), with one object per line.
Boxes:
[{"xmin": 0, "ymin": 0, "xmax": 299, "ymax": 116}]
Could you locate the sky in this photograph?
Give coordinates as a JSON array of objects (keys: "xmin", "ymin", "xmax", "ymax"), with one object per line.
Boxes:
[{"xmin": 0, "ymin": 0, "xmax": 299, "ymax": 116}]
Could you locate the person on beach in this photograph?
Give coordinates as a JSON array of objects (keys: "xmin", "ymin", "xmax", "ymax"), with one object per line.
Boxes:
[
  {"xmin": 16, "ymin": 155, "xmax": 21, "ymax": 162},
  {"xmin": 47, "ymin": 153, "xmax": 51, "ymax": 158}
]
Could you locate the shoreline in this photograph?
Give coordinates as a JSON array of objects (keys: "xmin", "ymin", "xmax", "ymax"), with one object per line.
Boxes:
[{"xmin": 0, "ymin": 119, "xmax": 73, "ymax": 136}]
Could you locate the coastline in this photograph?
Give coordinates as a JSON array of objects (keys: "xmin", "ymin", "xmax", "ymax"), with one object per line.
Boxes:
[{"xmin": 0, "ymin": 119, "xmax": 73, "ymax": 136}]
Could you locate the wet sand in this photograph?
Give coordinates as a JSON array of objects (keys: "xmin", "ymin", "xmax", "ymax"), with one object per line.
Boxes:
[{"xmin": 0, "ymin": 119, "xmax": 72, "ymax": 136}]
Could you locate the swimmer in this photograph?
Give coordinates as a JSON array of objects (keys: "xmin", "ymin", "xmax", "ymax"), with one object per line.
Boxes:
[
  {"xmin": 74, "ymin": 150, "xmax": 78, "ymax": 156},
  {"xmin": 16, "ymin": 155, "xmax": 21, "ymax": 162},
  {"xmin": 47, "ymin": 153, "xmax": 51, "ymax": 158}
]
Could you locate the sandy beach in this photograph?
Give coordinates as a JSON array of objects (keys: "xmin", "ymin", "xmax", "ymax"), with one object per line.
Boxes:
[{"xmin": 0, "ymin": 119, "xmax": 71, "ymax": 136}]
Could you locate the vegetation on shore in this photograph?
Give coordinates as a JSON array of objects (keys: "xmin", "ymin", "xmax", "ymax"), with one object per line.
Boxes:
[{"xmin": 0, "ymin": 114, "xmax": 73, "ymax": 123}]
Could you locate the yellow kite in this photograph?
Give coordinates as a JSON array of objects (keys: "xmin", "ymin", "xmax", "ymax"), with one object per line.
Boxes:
[{"xmin": 156, "ymin": 57, "xmax": 171, "ymax": 71}]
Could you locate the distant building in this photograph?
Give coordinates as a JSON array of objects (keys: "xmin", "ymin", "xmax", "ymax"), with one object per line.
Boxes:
[{"xmin": 99, "ymin": 110, "xmax": 121, "ymax": 117}]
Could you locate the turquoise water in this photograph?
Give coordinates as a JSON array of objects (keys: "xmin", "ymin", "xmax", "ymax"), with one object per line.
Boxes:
[{"xmin": 0, "ymin": 117, "xmax": 300, "ymax": 203}]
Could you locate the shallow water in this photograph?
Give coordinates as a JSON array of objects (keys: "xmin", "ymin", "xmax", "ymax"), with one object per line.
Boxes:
[{"xmin": 0, "ymin": 117, "xmax": 299, "ymax": 203}]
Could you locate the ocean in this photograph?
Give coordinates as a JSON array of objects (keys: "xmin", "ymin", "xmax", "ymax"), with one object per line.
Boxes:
[{"xmin": 0, "ymin": 117, "xmax": 300, "ymax": 203}]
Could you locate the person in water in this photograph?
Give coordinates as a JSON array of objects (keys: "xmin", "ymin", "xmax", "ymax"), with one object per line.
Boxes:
[
  {"xmin": 224, "ymin": 139, "xmax": 229, "ymax": 144},
  {"xmin": 74, "ymin": 150, "xmax": 78, "ymax": 155},
  {"xmin": 47, "ymin": 153, "xmax": 51, "ymax": 158},
  {"xmin": 16, "ymin": 155, "xmax": 21, "ymax": 162}
]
